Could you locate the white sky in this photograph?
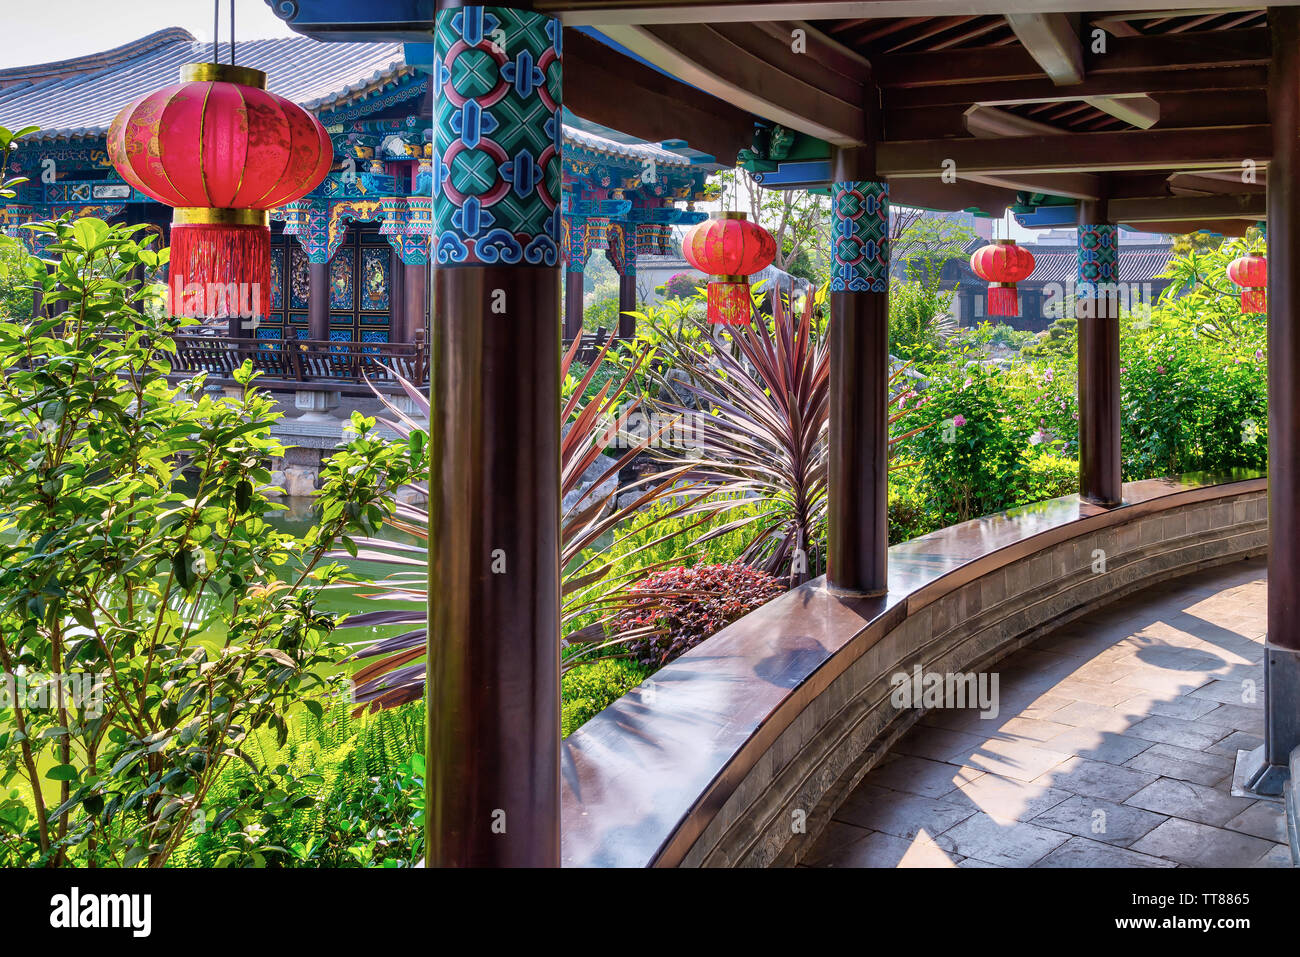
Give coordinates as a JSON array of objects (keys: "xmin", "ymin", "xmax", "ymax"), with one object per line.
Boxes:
[{"xmin": 0, "ymin": 0, "xmax": 297, "ymax": 69}]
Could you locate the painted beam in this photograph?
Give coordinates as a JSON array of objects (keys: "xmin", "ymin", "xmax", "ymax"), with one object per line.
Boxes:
[
  {"xmin": 531, "ymin": 1, "xmax": 1300, "ymax": 28},
  {"xmin": 562, "ymin": 28, "xmax": 756, "ymax": 165},
  {"xmin": 1108, "ymin": 192, "xmax": 1265, "ymax": 223},
  {"xmin": 597, "ymin": 22, "xmax": 868, "ymax": 145},
  {"xmin": 878, "ymin": 125, "xmax": 1271, "ymax": 176}
]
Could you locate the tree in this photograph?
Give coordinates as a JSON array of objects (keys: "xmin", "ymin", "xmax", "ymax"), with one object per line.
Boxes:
[
  {"xmin": 0, "ymin": 207, "xmax": 412, "ymax": 866},
  {"xmin": 891, "ymin": 207, "xmax": 977, "ymax": 269},
  {"xmin": 712, "ymin": 168, "xmax": 830, "ymax": 279}
]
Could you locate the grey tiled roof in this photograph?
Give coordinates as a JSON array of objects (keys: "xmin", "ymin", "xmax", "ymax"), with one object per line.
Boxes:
[
  {"xmin": 0, "ymin": 27, "xmax": 691, "ymax": 175},
  {"xmin": 0, "ymin": 29, "xmax": 406, "ymax": 140}
]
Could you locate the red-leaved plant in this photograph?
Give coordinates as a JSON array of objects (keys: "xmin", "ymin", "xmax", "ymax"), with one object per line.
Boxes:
[
  {"xmin": 610, "ymin": 563, "xmax": 786, "ymax": 668},
  {"xmin": 648, "ymin": 287, "xmax": 927, "ymax": 586}
]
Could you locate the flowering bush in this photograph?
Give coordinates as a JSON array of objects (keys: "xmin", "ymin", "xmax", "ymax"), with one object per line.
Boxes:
[
  {"xmin": 1120, "ymin": 291, "xmax": 1266, "ymax": 479},
  {"xmin": 612, "ymin": 563, "xmax": 786, "ymax": 667}
]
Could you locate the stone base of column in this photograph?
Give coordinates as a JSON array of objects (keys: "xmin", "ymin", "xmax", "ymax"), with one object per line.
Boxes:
[{"xmin": 1232, "ymin": 641, "xmax": 1300, "ymax": 798}]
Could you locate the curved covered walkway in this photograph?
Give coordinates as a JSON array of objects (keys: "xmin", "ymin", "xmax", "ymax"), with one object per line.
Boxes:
[{"xmin": 803, "ymin": 558, "xmax": 1291, "ymax": 868}]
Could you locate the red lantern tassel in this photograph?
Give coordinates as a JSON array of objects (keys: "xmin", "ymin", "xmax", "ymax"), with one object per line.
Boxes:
[
  {"xmin": 1241, "ymin": 288, "xmax": 1266, "ymax": 313},
  {"xmin": 708, "ymin": 280, "xmax": 752, "ymax": 325},
  {"xmin": 168, "ymin": 222, "xmax": 271, "ymax": 323},
  {"xmin": 987, "ymin": 285, "xmax": 1019, "ymax": 317}
]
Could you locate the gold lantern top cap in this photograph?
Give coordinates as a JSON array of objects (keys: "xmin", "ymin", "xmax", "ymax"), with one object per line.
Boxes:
[
  {"xmin": 180, "ymin": 63, "xmax": 268, "ymax": 89},
  {"xmin": 717, "ymin": 211, "xmax": 749, "ymax": 221}
]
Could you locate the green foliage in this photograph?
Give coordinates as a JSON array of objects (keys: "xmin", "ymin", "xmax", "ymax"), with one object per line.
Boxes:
[
  {"xmin": 892, "ymin": 351, "xmax": 1078, "ymax": 531},
  {"xmin": 177, "ymin": 698, "xmax": 424, "ymax": 868},
  {"xmin": 1020, "ymin": 314, "xmax": 1078, "ymax": 363},
  {"xmin": 583, "ymin": 292, "xmax": 621, "ymax": 334},
  {"xmin": 561, "ymin": 659, "xmax": 651, "ymax": 737},
  {"xmin": 1154, "ymin": 234, "xmax": 1265, "ymax": 342},
  {"xmin": 1120, "ymin": 306, "xmax": 1266, "ymax": 480},
  {"xmin": 0, "ymin": 238, "xmax": 33, "ymax": 320},
  {"xmin": 889, "ymin": 261, "xmax": 958, "ymax": 362},
  {"xmin": 0, "ymin": 214, "xmax": 415, "ymax": 868},
  {"xmin": 563, "ymin": 357, "xmax": 625, "ymax": 408}
]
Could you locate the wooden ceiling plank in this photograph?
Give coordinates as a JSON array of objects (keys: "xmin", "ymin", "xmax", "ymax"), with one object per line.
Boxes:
[
  {"xmin": 878, "ymin": 27, "xmax": 1269, "ymax": 87},
  {"xmin": 884, "ymin": 16, "xmax": 978, "ymax": 53},
  {"xmin": 886, "ymin": 65, "xmax": 1266, "ymax": 108},
  {"xmin": 562, "ymin": 28, "xmax": 756, "ymax": 164},
  {"xmin": 930, "ymin": 18, "xmax": 1008, "ymax": 50}
]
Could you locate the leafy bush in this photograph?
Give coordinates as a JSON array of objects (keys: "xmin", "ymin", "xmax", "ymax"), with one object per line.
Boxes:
[
  {"xmin": 0, "ymin": 215, "xmax": 411, "ymax": 868},
  {"xmin": 660, "ymin": 272, "xmax": 705, "ymax": 300},
  {"xmin": 561, "ymin": 659, "xmax": 652, "ymax": 737},
  {"xmin": 889, "ymin": 260, "xmax": 957, "ymax": 361},
  {"xmin": 611, "ymin": 563, "xmax": 786, "ymax": 668},
  {"xmin": 177, "ymin": 699, "xmax": 424, "ymax": 868}
]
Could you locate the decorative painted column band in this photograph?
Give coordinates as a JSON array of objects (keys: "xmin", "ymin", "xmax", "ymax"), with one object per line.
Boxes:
[
  {"xmin": 562, "ymin": 215, "xmax": 589, "ymax": 273},
  {"xmin": 635, "ymin": 223, "xmax": 657, "ymax": 257},
  {"xmin": 280, "ymin": 199, "xmax": 330, "ymax": 264},
  {"xmin": 830, "ymin": 180, "xmax": 889, "ymax": 293},
  {"xmin": 605, "ymin": 221, "xmax": 634, "ymax": 277},
  {"xmin": 585, "ymin": 216, "xmax": 609, "ymax": 250},
  {"xmin": 432, "ymin": 5, "xmax": 562, "ymax": 266},
  {"xmin": 1077, "ymin": 223, "xmax": 1118, "ymax": 297}
]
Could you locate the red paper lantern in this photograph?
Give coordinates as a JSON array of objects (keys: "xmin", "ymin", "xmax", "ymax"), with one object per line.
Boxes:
[
  {"xmin": 108, "ymin": 63, "xmax": 332, "ymax": 323},
  {"xmin": 1227, "ymin": 255, "xmax": 1268, "ymax": 313},
  {"xmin": 970, "ymin": 239, "xmax": 1036, "ymax": 317},
  {"xmin": 681, "ymin": 212, "xmax": 777, "ymax": 325}
]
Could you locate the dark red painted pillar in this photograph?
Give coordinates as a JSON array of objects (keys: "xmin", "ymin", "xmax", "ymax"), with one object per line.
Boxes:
[
  {"xmin": 404, "ymin": 260, "xmax": 427, "ymax": 345},
  {"xmin": 1243, "ymin": 5, "xmax": 1300, "ymax": 795},
  {"xmin": 827, "ymin": 145, "xmax": 890, "ymax": 595},
  {"xmin": 426, "ymin": 0, "xmax": 561, "ymax": 866},
  {"xmin": 1076, "ymin": 199, "xmax": 1122, "ymax": 506},
  {"xmin": 389, "ymin": 246, "xmax": 407, "ymax": 342},
  {"xmin": 617, "ymin": 272, "xmax": 637, "ymax": 337},
  {"xmin": 564, "ymin": 269, "xmax": 584, "ymax": 339},
  {"xmin": 308, "ymin": 260, "xmax": 329, "ymax": 340}
]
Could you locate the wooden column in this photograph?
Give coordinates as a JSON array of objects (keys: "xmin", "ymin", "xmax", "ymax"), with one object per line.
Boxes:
[
  {"xmin": 617, "ymin": 272, "xmax": 637, "ymax": 337},
  {"xmin": 404, "ymin": 260, "xmax": 428, "ymax": 345},
  {"xmin": 564, "ymin": 269, "xmax": 584, "ymax": 339},
  {"xmin": 308, "ymin": 260, "xmax": 329, "ymax": 340},
  {"xmin": 1076, "ymin": 199, "xmax": 1122, "ymax": 507},
  {"xmin": 389, "ymin": 246, "xmax": 407, "ymax": 342},
  {"xmin": 827, "ymin": 145, "xmax": 890, "ymax": 595},
  {"xmin": 1243, "ymin": 5, "xmax": 1300, "ymax": 795},
  {"xmin": 426, "ymin": 0, "xmax": 561, "ymax": 866}
]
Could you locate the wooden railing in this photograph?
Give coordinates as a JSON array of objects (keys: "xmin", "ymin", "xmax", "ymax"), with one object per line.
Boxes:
[{"xmin": 168, "ymin": 334, "xmax": 428, "ymax": 394}]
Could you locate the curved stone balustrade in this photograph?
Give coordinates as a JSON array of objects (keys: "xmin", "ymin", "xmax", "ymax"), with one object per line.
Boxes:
[{"xmin": 560, "ymin": 471, "xmax": 1268, "ymax": 867}]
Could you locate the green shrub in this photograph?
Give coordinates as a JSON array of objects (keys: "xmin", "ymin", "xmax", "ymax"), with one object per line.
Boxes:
[
  {"xmin": 1014, "ymin": 449, "xmax": 1080, "ymax": 505},
  {"xmin": 561, "ymin": 659, "xmax": 652, "ymax": 737},
  {"xmin": 177, "ymin": 699, "xmax": 425, "ymax": 868}
]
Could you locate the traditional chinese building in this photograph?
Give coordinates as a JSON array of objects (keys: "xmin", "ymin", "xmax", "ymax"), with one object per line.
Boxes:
[{"xmin": 0, "ymin": 27, "xmax": 712, "ymax": 353}]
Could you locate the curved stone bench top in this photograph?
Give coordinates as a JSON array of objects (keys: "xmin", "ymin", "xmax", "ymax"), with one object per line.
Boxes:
[{"xmin": 559, "ymin": 469, "xmax": 1266, "ymax": 867}]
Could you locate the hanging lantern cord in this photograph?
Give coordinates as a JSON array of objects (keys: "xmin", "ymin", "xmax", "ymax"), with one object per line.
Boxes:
[{"xmin": 212, "ymin": 0, "xmax": 236, "ymax": 66}]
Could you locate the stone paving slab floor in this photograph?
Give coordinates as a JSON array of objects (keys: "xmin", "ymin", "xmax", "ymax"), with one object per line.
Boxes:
[{"xmin": 803, "ymin": 557, "xmax": 1292, "ymax": 868}]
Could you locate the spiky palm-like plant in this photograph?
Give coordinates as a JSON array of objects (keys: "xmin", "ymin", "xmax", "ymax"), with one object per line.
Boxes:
[
  {"xmin": 340, "ymin": 338, "xmax": 711, "ymax": 712},
  {"xmin": 648, "ymin": 288, "xmax": 927, "ymax": 585}
]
